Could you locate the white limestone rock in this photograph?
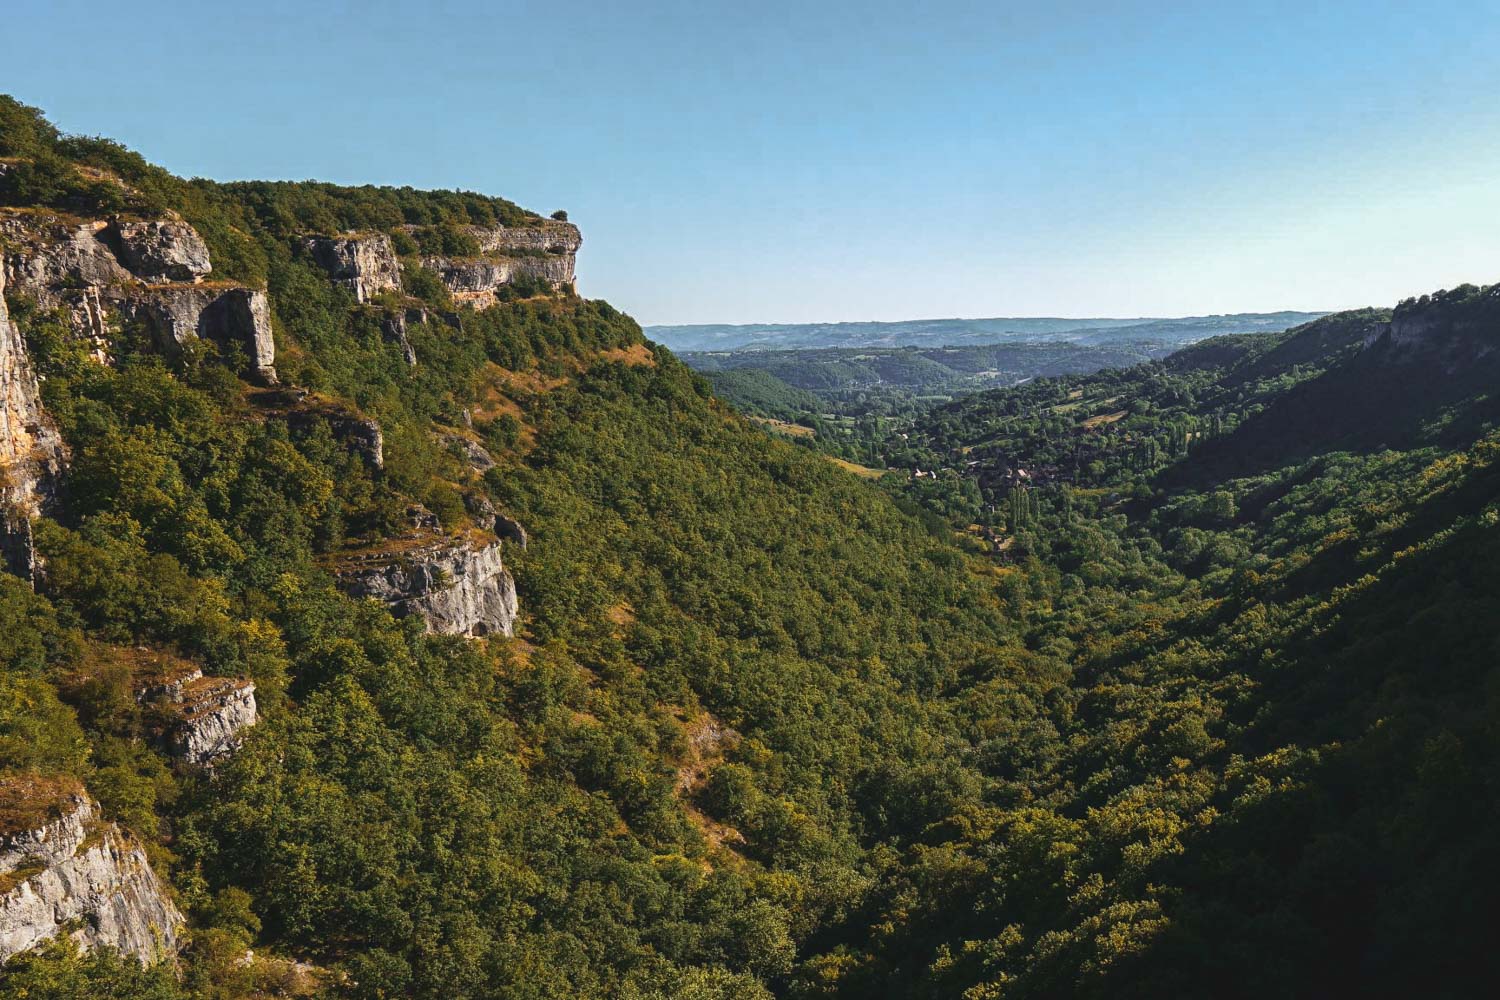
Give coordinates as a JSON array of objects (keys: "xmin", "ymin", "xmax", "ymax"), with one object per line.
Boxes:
[
  {"xmin": 336, "ymin": 536, "xmax": 518, "ymax": 637},
  {"xmin": 0, "ymin": 266, "xmax": 67, "ymax": 582},
  {"xmin": 302, "ymin": 233, "xmax": 403, "ymax": 303},
  {"xmin": 0, "ymin": 778, "xmax": 183, "ymax": 966}
]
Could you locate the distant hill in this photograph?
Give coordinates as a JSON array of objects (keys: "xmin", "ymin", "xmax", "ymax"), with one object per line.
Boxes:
[{"xmin": 649, "ymin": 311, "xmax": 1327, "ymax": 352}]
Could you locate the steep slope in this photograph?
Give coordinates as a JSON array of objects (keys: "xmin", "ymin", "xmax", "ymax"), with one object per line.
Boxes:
[
  {"xmin": 2, "ymin": 93, "xmax": 1496, "ymax": 1000},
  {"xmin": 0, "ymin": 96, "xmax": 1023, "ymax": 997},
  {"xmin": 832, "ymin": 287, "xmax": 1500, "ymax": 998}
]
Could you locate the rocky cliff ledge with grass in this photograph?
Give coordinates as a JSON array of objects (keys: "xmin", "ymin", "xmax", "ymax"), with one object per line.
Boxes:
[
  {"xmin": 0, "ymin": 209, "xmax": 277, "ymax": 382},
  {"xmin": 334, "ymin": 530, "xmax": 518, "ymax": 638},
  {"xmin": 0, "ymin": 775, "xmax": 182, "ymax": 966},
  {"xmin": 131, "ymin": 653, "xmax": 259, "ymax": 767}
]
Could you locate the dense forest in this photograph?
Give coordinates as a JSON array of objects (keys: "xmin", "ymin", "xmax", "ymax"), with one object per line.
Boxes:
[{"xmin": 2, "ymin": 96, "xmax": 1498, "ymax": 999}]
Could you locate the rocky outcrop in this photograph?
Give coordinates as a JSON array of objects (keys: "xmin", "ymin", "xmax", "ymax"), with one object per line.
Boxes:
[
  {"xmin": 291, "ymin": 410, "xmax": 382, "ymax": 471},
  {"xmin": 444, "ymin": 433, "xmax": 495, "ymax": 472},
  {"xmin": 469, "ymin": 220, "xmax": 582, "ymax": 257},
  {"xmin": 0, "ymin": 776, "xmax": 182, "ymax": 965},
  {"xmin": 137, "ymin": 665, "xmax": 258, "ymax": 767},
  {"xmin": 105, "ymin": 220, "xmax": 212, "ymax": 282},
  {"xmin": 379, "ymin": 308, "xmax": 424, "ymax": 366},
  {"xmin": 0, "ymin": 215, "xmax": 130, "ymax": 297},
  {"xmin": 303, "ymin": 233, "xmax": 403, "ymax": 303},
  {"xmin": 419, "ymin": 220, "xmax": 581, "ymax": 308},
  {"xmin": 0, "ymin": 266, "xmax": 68, "ymax": 582},
  {"xmin": 336, "ymin": 535, "xmax": 517, "ymax": 637},
  {"xmin": 121, "ymin": 285, "xmax": 277, "ymax": 384},
  {"xmin": 459, "ymin": 496, "xmax": 527, "ymax": 549},
  {"xmin": 1361, "ymin": 285, "xmax": 1500, "ymax": 371},
  {"xmin": 494, "ymin": 514, "xmax": 528, "ymax": 550},
  {"xmin": 337, "ymin": 414, "xmax": 385, "ymax": 470},
  {"xmin": 1, "ymin": 208, "xmax": 276, "ymax": 382},
  {"xmin": 422, "ymin": 254, "xmax": 576, "ymax": 307}
]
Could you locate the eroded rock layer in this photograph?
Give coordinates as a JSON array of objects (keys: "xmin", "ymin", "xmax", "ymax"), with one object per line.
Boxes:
[
  {"xmin": 0, "ymin": 209, "xmax": 276, "ymax": 382},
  {"xmin": 0, "ymin": 265, "xmax": 67, "ymax": 581},
  {"xmin": 302, "ymin": 233, "xmax": 403, "ymax": 303},
  {"xmin": 136, "ymin": 663, "xmax": 259, "ymax": 767},
  {"xmin": 335, "ymin": 536, "xmax": 518, "ymax": 637},
  {"xmin": 0, "ymin": 777, "xmax": 183, "ymax": 966},
  {"xmin": 420, "ymin": 220, "xmax": 581, "ymax": 307}
]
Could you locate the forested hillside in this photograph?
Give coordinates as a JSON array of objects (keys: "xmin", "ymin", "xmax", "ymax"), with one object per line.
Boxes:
[{"xmin": 2, "ymin": 95, "xmax": 1497, "ymax": 1000}]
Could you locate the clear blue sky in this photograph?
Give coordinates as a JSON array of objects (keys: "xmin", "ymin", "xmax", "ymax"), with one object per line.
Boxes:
[{"xmin": 5, "ymin": 0, "xmax": 1499, "ymax": 324}]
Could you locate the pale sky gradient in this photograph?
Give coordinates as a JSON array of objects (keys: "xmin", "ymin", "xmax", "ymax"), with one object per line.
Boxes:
[{"xmin": 5, "ymin": 0, "xmax": 1498, "ymax": 325}]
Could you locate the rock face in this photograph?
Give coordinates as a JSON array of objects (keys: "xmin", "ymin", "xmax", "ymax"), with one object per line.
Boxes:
[
  {"xmin": 137, "ymin": 666, "xmax": 258, "ymax": 767},
  {"xmin": 0, "ymin": 215, "xmax": 129, "ymax": 295},
  {"xmin": 494, "ymin": 514, "xmax": 528, "ymax": 550},
  {"xmin": 106, "ymin": 220, "xmax": 212, "ymax": 282},
  {"xmin": 122, "ymin": 286, "xmax": 277, "ymax": 384},
  {"xmin": 291, "ymin": 411, "xmax": 383, "ymax": 470},
  {"xmin": 1361, "ymin": 286, "xmax": 1500, "ymax": 371},
  {"xmin": 254, "ymin": 391, "xmax": 386, "ymax": 470},
  {"xmin": 420, "ymin": 220, "xmax": 581, "ymax": 308},
  {"xmin": 444, "ymin": 433, "xmax": 495, "ymax": 472},
  {"xmin": 379, "ymin": 309, "xmax": 421, "ymax": 366},
  {"xmin": 336, "ymin": 536, "xmax": 517, "ymax": 637},
  {"xmin": 469, "ymin": 220, "xmax": 582, "ymax": 257},
  {"xmin": 0, "ymin": 776, "xmax": 183, "ymax": 966},
  {"xmin": 0, "ymin": 266, "xmax": 68, "ymax": 582},
  {"xmin": 0, "ymin": 208, "xmax": 276, "ymax": 382},
  {"xmin": 303, "ymin": 233, "xmax": 403, "ymax": 303}
]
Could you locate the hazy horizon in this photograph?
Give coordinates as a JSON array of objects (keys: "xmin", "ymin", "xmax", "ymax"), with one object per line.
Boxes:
[{"xmin": 6, "ymin": 1, "xmax": 1497, "ymax": 326}]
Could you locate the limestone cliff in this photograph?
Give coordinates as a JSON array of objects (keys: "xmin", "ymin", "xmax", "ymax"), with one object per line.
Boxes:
[
  {"xmin": 469, "ymin": 220, "xmax": 582, "ymax": 257},
  {"xmin": 105, "ymin": 219, "xmax": 213, "ymax": 282},
  {"xmin": 120, "ymin": 285, "xmax": 277, "ymax": 383},
  {"xmin": 302, "ymin": 233, "xmax": 403, "ymax": 303},
  {"xmin": 421, "ymin": 220, "xmax": 580, "ymax": 307},
  {"xmin": 0, "ymin": 265, "xmax": 67, "ymax": 581},
  {"xmin": 1361, "ymin": 285, "xmax": 1500, "ymax": 371},
  {"xmin": 0, "ymin": 776, "xmax": 183, "ymax": 966},
  {"xmin": 335, "ymin": 535, "xmax": 518, "ymax": 637},
  {"xmin": 136, "ymin": 663, "xmax": 259, "ymax": 767},
  {"xmin": 0, "ymin": 208, "xmax": 276, "ymax": 382}
]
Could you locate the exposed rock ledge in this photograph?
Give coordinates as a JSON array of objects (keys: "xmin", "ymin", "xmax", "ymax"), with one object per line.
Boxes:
[
  {"xmin": 136, "ymin": 662, "xmax": 258, "ymax": 767},
  {"xmin": 0, "ymin": 265, "xmax": 68, "ymax": 583},
  {"xmin": 0, "ymin": 776, "xmax": 182, "ymax": 966},
  {"xmin": 0, "ymin": 209, "xmax": 275, "ymax": 383},
  {"xmin": 335, "ymin": 535, "xmax": 518, "ymax": 637},
  {"xmin": 302, "ymin": 233, "xmax": 403, "ymax": 303},
  {"xmin": 1362, "ymin": 287, "xmax": 1500, "ymax": 372},
  {"xmin": 420, "ymin": 220, "xmax": 581, "ymax": 308}
]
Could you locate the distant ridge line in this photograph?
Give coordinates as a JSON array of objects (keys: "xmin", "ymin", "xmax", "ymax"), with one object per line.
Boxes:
[{"xmin": 648, "ymin": 311, "xmax": 1330, "ymax": 353}]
